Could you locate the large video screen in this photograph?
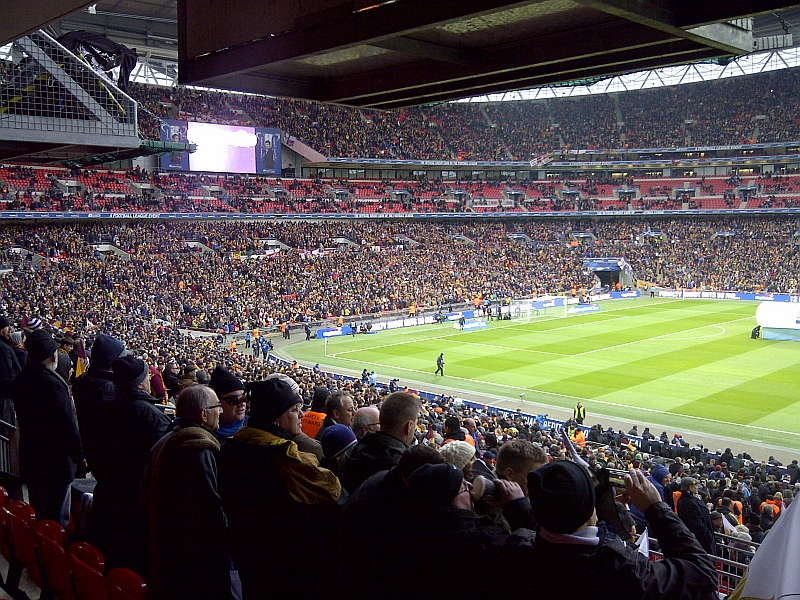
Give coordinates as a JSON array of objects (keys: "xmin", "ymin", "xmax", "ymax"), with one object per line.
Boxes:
[{"xmin": 159, "ymin": 120, "xmax": 281, "ymax": 175}]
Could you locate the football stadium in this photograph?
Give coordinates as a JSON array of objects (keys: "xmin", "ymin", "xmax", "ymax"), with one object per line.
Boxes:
[
  {"xmin": 1, "ymin": 2, "xmax": 800, "ymax": 598},
  {"xmin": 293, "ymin": 297, "xmax": 800, "ymax": 451}
]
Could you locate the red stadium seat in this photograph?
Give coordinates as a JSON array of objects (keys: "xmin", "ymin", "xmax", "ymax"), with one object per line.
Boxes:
[
  {"xmin": 68, "ymin": 542, "xmax": 110, "ymax": 600},
  {"xmin": 107, "ymin": 568, "xmax": 149, "ymax": 600},
  {"xmin": 2, "ymin": 500, "xmax": 41, "ymax": 591},
  {"xmin": 36, "ymin": 519, "xmax": 76, "ymax": 600},
  {"xmin": 0, "ymin": 485, "xmax": 10, "ymax": 563}
]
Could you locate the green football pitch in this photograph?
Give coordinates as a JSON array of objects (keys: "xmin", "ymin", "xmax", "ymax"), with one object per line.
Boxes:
[{"xmin": 286, "ymin": 298, "xmax": 800, "ymax": 451}]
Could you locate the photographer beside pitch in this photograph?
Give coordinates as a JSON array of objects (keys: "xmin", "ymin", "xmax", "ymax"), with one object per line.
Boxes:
[{"xmin": 502, "ymin": 463, "xmax": 718, "ymax": 600}]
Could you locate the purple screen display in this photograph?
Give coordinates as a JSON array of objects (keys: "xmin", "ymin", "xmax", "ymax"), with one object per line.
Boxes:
[{"xmin": 186, "ymin": 122, "xmax": 257, "ymax": 173}]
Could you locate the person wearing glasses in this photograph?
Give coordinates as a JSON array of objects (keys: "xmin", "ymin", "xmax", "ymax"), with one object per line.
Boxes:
[
  {"xmin": 209, "ymin": 366, "xmax": 248, "ymax": 442},
  {"xmin": 218, "ymin": 377, "xmax": 341, "ymax": 598},
  {"xmin": 351, "ymin": 406, "xmax": 380, "ymax": 439},
  {"xmin": 146, "ymin": 385, "xmax": 234, "ymax": 600}
]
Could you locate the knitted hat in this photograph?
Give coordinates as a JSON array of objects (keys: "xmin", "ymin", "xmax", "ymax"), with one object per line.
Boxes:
[
  {"xmin": 27, "ymin": 317, "xmax": 42, "ymax": 330},
  {"xmin": 209, "ymin": 367, "xmax": 245, "ymax": 397},
  {"xmin": 408, "ymin": 463, "xmax": 464, "ymax": 508},
  {"xmin": 528, "ymin": 460, "xmax": 596, "ymax": 534},
  {"xmin": 311, "ymin": 387, "xmax": 330, "ymax": 411},
  {"xmin": 247, "ymin": 378, "xmax": 302, "ymax": 429},
  {"xmin": 0, "ymin": 316, "xmax": 11, "ymax": 329},
  {"xmin": 265, "ymin": 372, "xmax": 301, "ymax": 396},
  {"xmin": 650, "ymin": 464, "xmax": 669, "ymax": 485},
  {"xmin": 438, "ymin": 440, "xmax": 475, "ymax": 470},
  {"xmin": 91, "ymin": 333, "xmax": 127, "ymax": 371},
  {"xmin": 25, "ymin": 329, "xmax": 58, "ymax": 362},
  {"xmin": 320, "ymin": 424, "xmax": 357, "ymax": 459},
  {"xmin": 112, "ymin": 356, "xmax": 149, "ymax": 390}
]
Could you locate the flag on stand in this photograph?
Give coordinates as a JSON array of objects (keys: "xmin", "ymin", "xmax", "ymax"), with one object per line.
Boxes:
[
  {"xmin": 727, "ymin": 498, "xmax": 800, "ymax": 600},
  {"xmin": 635, "ymin": 527, "xmax": 649, "ymax": 558}
]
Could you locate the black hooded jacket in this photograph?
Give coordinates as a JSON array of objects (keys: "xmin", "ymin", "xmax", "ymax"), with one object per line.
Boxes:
[{"xmin": 338, "ymin": 431, "xmax": 407, "ymax": 494}]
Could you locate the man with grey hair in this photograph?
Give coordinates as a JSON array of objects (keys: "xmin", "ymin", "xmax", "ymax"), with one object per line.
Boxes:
[
  {"xmin": 315, "ymin": 389, "xmax": 355, "ymax": 440},
  {"xmin": 266, "ymin": 373, "xmax": 323, "ymax": 461},
  {"xmin": 145, "ymin": 385, "xmax": 235, "ymax": 600},
  {"xmin": 339, "ymin": 391, "xmax": 420, "ymax": 494},
  {"xmin": 352, "ymin": 406, "xmax": 380, "ymax": 439}
]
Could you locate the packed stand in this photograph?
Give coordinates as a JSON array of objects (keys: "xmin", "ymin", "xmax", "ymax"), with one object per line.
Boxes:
[
  {"xmin": 2, "ymin": 307, "xmax": 795, "ymax": 598},
  {"xmin": 125, "ymin": 66, "xmax": 800, "ymax": 160}
]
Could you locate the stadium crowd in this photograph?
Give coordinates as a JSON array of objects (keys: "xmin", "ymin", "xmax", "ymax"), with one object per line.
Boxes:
[
  {"xmin": 126, "ymin": 67, "xmax": 800, "ymax": 160},
  {"xmin": 0, "ymin": 306, "xmax": 795, "ymax": 598},
  {"xmin": 2, "ymin": 217, "xmax": 798, "ymax": 323},
  {"xmin": 0, "ymin": 214, "xmax": 797, "ymax": 597},
  {"xmin": 7, "ymin": 165, "xmax": 800, "ymax": 214}
]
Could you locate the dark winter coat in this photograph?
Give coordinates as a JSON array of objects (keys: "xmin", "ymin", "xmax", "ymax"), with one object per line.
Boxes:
[
  {"xmin": 217, "ymin": 426, "xmax": 341, "ymax": 598},
  {"xmin": 338, "ymin": 431, "xmax": 406, "ymax": 494},
  {"xmin": 148, "ymin": 423, "xmax": 232, "ymax": 600},
  {"xmin": 677, "ymin": 491, "xmax": 717, "ymax": 556},
  {"xmin": 501, "ymin": 502, "xmax": 718, "ymax": 600},
  {"xmin": 72, "ymin": 368, "xmax": 119, "ymax": 482},
  {"xmin": 11, "ymin": 361, "xmax": 83, "ymax": 485}
]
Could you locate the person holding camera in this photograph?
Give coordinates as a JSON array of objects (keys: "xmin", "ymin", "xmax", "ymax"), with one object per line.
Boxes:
[{"xmin": 501, "ymin": 462, "xmax": 718, "ymax": 600}]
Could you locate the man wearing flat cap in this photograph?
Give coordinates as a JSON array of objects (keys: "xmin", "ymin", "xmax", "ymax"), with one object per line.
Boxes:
[
  {"xmin": 218, "ymin": 377, "xmax": 341, "ymax": 598},
  {"xmin": 11, "ymin": 329, "xmax": 86, "ymax": 526},
  {"xmin": 500, "ymin": 462, "xmax": 718, "ymax": 599},
  {"xmin": 677, "ymin": 475, "xmax": 717, "ymax": 556}
]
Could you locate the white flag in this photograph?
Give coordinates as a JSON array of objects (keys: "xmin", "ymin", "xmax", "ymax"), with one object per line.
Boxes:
[
  {"xmin": 727, "ymin": 498, "xmax": 800, "ymax": 600},
  {"xmin": 635, "ymin": 527, "xmax": 649, "ymax": 557}
]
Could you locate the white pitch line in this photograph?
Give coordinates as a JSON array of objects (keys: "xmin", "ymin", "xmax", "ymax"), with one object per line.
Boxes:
[
  {"xmin": 443, "ymin": 338, "xmax": 570, "ymax": 357},
  {"xmin": 329, "ymin": 299, "xmax": 749, "ymax": 359},
  {"xmin": 571, "ymin": 315, "xmax": 753, "ymax": 357},
  {"xmin": 319, "ymin": 353, "xmax": 800, "ymax": 438},
  {"xmin": 656, "ymin": 324, "xmax": 727, "ymax": 341},
  {"xmin": 331, "ymin": 299, "xmax": 714, "ymax": 357}
]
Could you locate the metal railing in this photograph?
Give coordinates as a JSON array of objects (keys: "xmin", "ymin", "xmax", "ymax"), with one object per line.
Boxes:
[
  {"xmin": 648, "ymin": 533, "xmax": 757, "ymax": 595},
  {"xmin": 0, "ymin": 418, "xmax": 15, "ymax": 474}
]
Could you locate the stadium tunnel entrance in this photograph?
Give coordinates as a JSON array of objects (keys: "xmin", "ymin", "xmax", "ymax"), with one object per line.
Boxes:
[{"xmin": 584, "ymin": 258, "xmax": 636, "ymax": 289}]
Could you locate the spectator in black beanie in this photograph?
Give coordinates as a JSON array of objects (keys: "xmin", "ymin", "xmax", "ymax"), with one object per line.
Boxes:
[
  {"xmin": 501, "ymin": 462, "xmax": 718, "ymax": 599},
  {"xmin": 217, "ymin": 377, "xmax": 341, "ymax": 598}
]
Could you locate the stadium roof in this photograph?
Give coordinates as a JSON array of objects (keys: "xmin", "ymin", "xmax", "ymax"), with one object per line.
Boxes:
[{"xmin": 4, "ymin": 1, "xmax": 800, "ymax": 109}]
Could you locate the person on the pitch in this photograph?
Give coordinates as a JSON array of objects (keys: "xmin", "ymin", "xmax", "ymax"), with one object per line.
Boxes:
[{"xmin": 435, "ymin": 353, "xmax": 445, "ymax": 376}]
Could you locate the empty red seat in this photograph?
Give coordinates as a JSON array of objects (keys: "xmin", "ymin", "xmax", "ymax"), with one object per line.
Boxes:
[
  {"xmin": 2, "ymin": 500, "xmax": 40, "ymax": 591},
  {"xmin": 36, "ymin": 519, "xmax": 75, "ymax": 600},
  {"xmin": 107, "ymin": 568, "xmax": 149, "ymax": 600},
  {"xmin": 69, "ymin": 542, "xmax": 110, "ymax": 600}
]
